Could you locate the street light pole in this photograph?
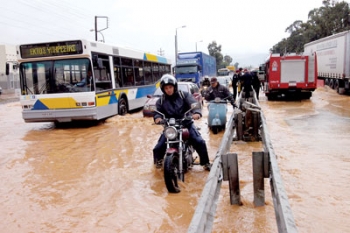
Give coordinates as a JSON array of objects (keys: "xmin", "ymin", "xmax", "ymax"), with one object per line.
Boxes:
[
  {"xmin": 175, "ymin": 25, "xmax": 186, "ymax": 65},
  {"xmin": 196, "ymin": 40, "xmax": 203, "ymax": 52},
  {"xmin": 90, "ymin": 29, "xmax": 105, "ymax": 43},
  {"xmin": 93, "ymin": 16, "xmax": 109, "ymax": 43}
]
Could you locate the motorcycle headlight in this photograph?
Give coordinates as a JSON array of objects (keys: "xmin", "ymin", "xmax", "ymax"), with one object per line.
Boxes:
[
  {"xmin": 164, "ymin": 126, "xmax": 177, "ymax": 140},
  {"xmin": 149, "ymin": 105, "xmax": 157, "ymax": 111}
]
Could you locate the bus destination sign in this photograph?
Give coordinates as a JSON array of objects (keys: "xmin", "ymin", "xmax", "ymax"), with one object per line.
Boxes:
[{"xmin": 20, "ymin": 40, "xmax": 83, "ymax": 59}]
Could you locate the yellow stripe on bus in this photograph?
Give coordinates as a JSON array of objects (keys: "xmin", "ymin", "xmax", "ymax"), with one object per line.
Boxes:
[
  {"xmin": 144, "ymin": 54, "xmax": 158, "ymax": 62},
  {"xmin": 95, "ymin": 90, "xmax": 126, "ymax": 107},
  {"xmin": 40, "ymin": 97, "xmax": 81, "ymax": 109}
]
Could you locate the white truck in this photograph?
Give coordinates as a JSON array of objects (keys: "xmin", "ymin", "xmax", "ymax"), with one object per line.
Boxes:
[{"xmin": 304, "ymin": 30, "xmax": 350, "ymax": 94}]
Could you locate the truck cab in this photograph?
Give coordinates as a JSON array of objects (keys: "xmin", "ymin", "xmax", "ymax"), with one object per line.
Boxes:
[{"xmin": 175, "ymin": 52, "xmax": 216, "ymax": 87}]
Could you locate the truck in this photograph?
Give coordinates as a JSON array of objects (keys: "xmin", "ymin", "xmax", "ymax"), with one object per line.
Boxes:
[
  {"xmin": 174, "ymin": 52, "xmax": 216, "ymax": 87},
  {"xmin": 263, "ymin": 53, "xmax": 317, "ymax": 100},
  {"xmin": 303, "ymin": 30, "xmax": 350, "ymax": 94}
]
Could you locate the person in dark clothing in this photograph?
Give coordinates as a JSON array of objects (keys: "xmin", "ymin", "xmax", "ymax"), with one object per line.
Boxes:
[
  {"xmin": 153, "ymin": 74, "xmax": 211, "ymax": 171},
  {"xmin": 251, "ymin": 70, "xmax": 261, "ymax": 100},
  {"xmin": 202, "ymin": 76, "xmax": 211, "ymax": 87},
  {"xmin": 204, "ymin": 77, "xmax": 235, "ymax": 106},
  {"xmin": 231, "ymin": 70, "xmax": 240, "ymax": 101},
  {"xmin": 241, "ymin": 69, "xmax": 253, "ymax": 99},
  {"xmin": 237, "ymin": 68, "xmax": 243, "ymax": 95}
]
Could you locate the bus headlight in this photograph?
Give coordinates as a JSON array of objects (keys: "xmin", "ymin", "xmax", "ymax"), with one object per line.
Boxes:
[{"xmin": 164, "ymin": 126, "xmax": 177, "ymax": 140}]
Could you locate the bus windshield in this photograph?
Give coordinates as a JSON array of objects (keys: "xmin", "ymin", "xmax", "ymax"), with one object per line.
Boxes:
[{"xmin": 19, "ymin": 58, "xmax": 93, "ymax": 95}]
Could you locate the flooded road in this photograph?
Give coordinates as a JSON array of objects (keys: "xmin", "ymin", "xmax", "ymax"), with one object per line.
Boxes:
[{"xmin": 1, "ymin": 86, "xmax": 350, "ymax": 232}]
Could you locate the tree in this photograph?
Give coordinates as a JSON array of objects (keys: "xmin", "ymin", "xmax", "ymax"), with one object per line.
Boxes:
[
  {"xmin": 224, "ymin": 55, "xmax": 232, "ymax": 64},
  {"xmin": 270, "ymin": 1, "xmax": 350, "ymax": 53},
  {"xmin": 208, "ymin": 41, "xmax": 223, "ymax": 69}
]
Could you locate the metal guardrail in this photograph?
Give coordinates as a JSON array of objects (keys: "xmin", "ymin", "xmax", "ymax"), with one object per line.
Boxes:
[{"xmin": 188, "ymin": 89, "xmax": 298, "ymax": 233}]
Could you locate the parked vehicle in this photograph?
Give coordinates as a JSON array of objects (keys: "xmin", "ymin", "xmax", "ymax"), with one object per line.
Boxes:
[
  {"xmin": 153, "ymin": 103, "xmax": 199, "ymax": 193},
  {"xmin": 263, "ymin": 53, "xmax": 317, "ymax": 100},
  {"xmin": 174, "ymin": 52, "xmax": 216, "ymax": 87},
  {"xmin": 207, "ymin": 97, "xmax": 228, "ymax": 134},
  {"xmin": 216, "ymin": 76, "xmax": 230, "ymax": 88},
  {"xmin": 143, "ymin": 82, "xmax": 202, "ymax": 117},
  {"xmin": 304, "ymin": 30, "xmax": 350, "ymax": 94},
  {"xmin": 217, "ymin": 68, "xmax": 231, "ymax": 87}
]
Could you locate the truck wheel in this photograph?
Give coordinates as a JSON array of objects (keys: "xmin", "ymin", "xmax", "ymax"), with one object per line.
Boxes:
[
  {"xmin": 334, "ymin": 80, "xmax": 339, "ymax": 90},
  {"xmin": 325, "ymin": 78, "xmax": 329, "ymax": 86}
]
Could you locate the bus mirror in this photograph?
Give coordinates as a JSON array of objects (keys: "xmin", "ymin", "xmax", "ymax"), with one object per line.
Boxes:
[
  {"xmin": 259, "ymin": 66, "xmax": 262, "ymax": 71},
  {"xmin": 13, "ymin": 63, "xmax": 18, "ymax": 71},
  {"xmin": 6, "ymin": 63, "xmax": 9, "ymax": 75}
]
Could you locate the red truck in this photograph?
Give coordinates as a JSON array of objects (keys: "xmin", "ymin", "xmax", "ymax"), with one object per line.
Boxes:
[{"xmin": 262, "ymin": 53, "xmax": 317, "ymax": 100}]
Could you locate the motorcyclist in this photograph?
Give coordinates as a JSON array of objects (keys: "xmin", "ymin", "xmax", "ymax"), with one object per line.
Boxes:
[
  {"xmin": 153, "ymin": 74, "xmax": 212, "ymax": 171},
  {"xmin": 202, "ymin": 76, "xmax": 211, "ymax": 87},
  {"xmin": 204, "ymin": 77, "xmax": 236, "ymax": 107},
  {"xmin": 201, "ymin": 76, "xmax": 211, "ymax": 96}
]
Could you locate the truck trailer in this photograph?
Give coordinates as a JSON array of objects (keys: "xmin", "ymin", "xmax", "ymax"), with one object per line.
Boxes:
[
  {"xmin": 263, "ymin": 53, "xmax": 317, "ymax": 100},
  {"xmin": 304, "ymin": 30, "xmax": 350, "ymax": 94},
  {"xmin": 174, "ymin": 52, "xmax": 216, "ymax": 87}
]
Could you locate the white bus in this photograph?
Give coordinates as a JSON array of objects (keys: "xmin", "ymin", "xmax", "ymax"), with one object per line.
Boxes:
[{"xmin": 16, "ymin": 39, "xmax": 172, "ymax": 123}]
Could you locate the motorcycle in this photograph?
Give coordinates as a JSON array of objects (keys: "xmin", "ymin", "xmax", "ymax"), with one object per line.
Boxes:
[
  {"xmin": 153, "ymin": 103, "xmax": 199, "ymax": 193},
  {"xmin": 207, "ymin": 97, "xmax": 230, "ymax": 134},
  {"xmin": 200, "ymin": 77, "xmax": 211, "ymax": 96}
]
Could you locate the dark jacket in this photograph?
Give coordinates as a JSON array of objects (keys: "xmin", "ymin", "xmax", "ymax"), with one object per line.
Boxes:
[
  {"xmin": 241, "ymin": 72, "xmax": 253, "ymax": 92},
  {"xmin": 204, "ymin": 83, "xmax": 233, "ymax": 102},
  {"xmin": 153, "ymin": 91, "xmax": 201, "ymax": 121},
  {"xmin": 251, "ymin": 71, "xmax": 260, "ymax": 89}
]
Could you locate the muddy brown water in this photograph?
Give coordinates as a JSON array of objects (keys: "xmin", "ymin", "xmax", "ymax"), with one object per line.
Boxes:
[{"xmin": 0, "ymin": 86, "xmax": 349, "ymax": 232}]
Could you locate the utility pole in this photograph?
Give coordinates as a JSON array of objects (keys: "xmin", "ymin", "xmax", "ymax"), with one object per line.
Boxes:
[{"xmin": 157, "ymin": 48, "xmax": 164, "ymax": 56}]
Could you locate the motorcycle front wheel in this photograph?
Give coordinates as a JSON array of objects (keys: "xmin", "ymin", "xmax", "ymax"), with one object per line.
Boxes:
[{"xmin": 164, "ymin": 153, "xmax": 181, "ymax": 193}]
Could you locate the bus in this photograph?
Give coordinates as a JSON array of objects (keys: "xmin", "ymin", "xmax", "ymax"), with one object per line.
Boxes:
[{"xmin": 16, "ymin": 39, "xmax": 172, "ymax": 123}]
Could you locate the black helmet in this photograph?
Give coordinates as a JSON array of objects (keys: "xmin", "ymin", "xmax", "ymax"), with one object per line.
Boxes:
[{"xmin": 160, "ymin": 74, "xmax": 178, "ymax": 94}]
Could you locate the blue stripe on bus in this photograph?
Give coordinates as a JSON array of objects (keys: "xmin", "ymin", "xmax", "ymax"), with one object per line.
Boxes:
[
  {"xmin": 157, "ymin": 57, "xmax": 168, "ymax": 63},
  {"xmin": 109, "ymin": 91, "xmax": 118, "ymax": 104},
  {"xmin": 136, "ymin": 85, "xmax": 157, "ymax": 98},
  {"xmin": 33, "ymin": 100, "xmax": 48, "ymax": 110}
]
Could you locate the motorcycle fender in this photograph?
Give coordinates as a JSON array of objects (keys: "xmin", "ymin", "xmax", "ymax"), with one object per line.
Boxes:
[
  {"xmin": 212, "ymin": 119, "xmax": 222, "ymax": 126},
  {"xmin": 166, "ymin": 148, "xmax": 178, "ymax": 154}
]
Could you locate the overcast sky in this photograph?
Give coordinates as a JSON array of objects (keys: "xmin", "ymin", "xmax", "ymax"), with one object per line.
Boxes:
[{"xmin": 0, "ymin": 0, "xmax": 331, "ymax": 67}]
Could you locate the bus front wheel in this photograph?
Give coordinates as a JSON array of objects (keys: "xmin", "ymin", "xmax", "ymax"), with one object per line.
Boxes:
[{"xmin": 118, "ymin": 98, "xmax": 127, "ymax": 115}]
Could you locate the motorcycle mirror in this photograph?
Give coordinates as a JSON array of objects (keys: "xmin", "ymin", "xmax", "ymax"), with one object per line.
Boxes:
[
  {"xmin": 184, "ymin": 103, "xmax": 200, "ymax": 116},
  {"xmin": 151, "ymin": 109, "xmax": 165, "ymax": 119}
]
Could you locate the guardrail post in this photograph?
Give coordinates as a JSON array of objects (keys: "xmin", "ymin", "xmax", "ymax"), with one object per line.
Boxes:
[
  {"xmin": 252, "ymin": 151, "xmax": 265, "ymax": 207},
  {"xmin": 236, "ymin": 112, "xmax": 243, "ymax": 140},
  {"xmin": 222, "ymin": 153, "xmax": 241, "ymax": 205}
]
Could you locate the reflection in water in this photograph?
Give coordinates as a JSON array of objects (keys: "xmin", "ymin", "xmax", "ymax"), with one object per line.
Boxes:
[{"xmin": 1, "ymin": 86, "xmax": 350, "ymax": 232}]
